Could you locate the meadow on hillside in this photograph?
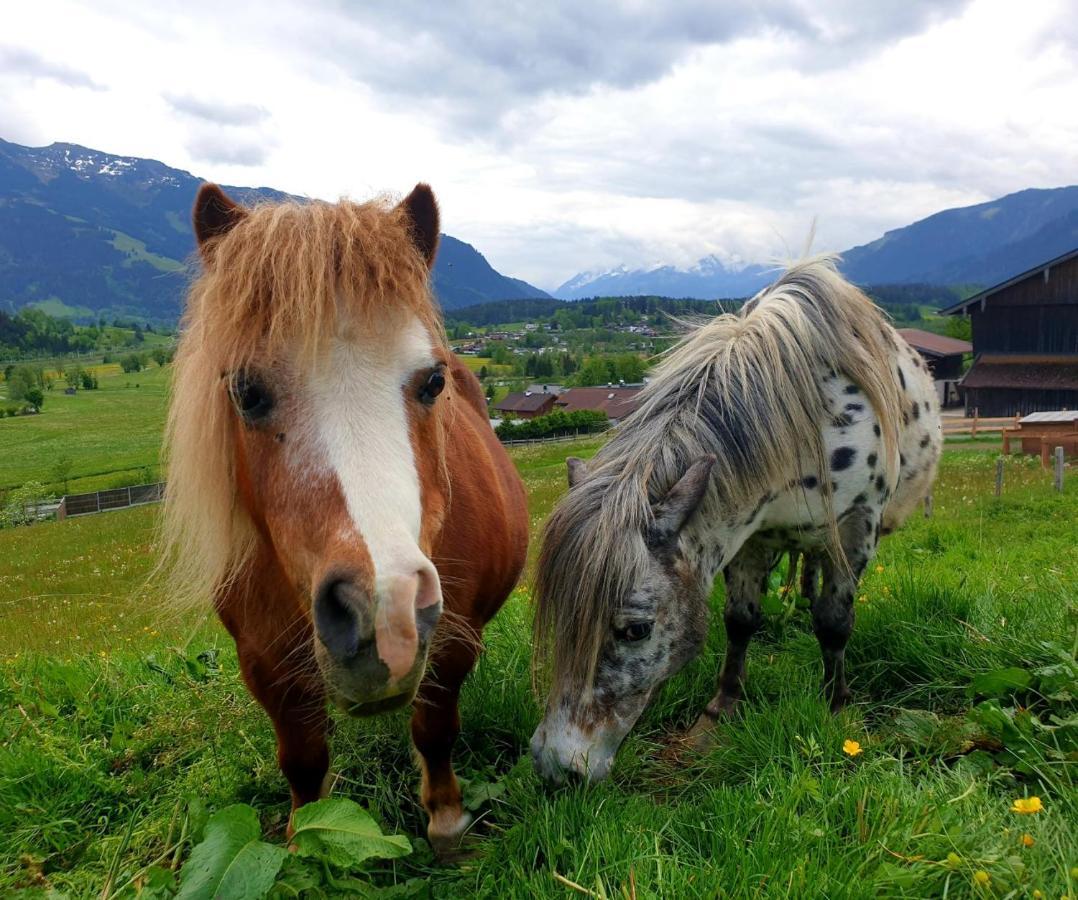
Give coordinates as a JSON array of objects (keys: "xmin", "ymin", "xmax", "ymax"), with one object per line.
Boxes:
[
  {"xmin": 0, "ymin": 364, "xmax": 168, "ymax": 496},
  {"xmin": 0, "ymin": 436, "xmax": 1075, "ymax": 898}
]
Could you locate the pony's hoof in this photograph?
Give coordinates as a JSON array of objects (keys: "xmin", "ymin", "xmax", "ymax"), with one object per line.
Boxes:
[
  {"xmin": 685, "ymin": 716, "xmax": 719, "ymax": 751},
  {"xmin": 684, "ymin": 694, "xmax": 743, "ymax": 750},
  {"xmin": 428, "ymin": 809, "xmax": 474, "ymax": 862},
  {"xmin": 828, "ymin": 690, "xmax": 853, "ymax": 714}
]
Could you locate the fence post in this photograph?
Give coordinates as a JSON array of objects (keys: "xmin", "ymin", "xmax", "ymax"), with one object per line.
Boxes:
[
  {"xmin": 1056, "ymin": 446, "xmax": 1065, "ymax": 492},
  {"xmin": 57, "ymin": 498, "xmax": 66, "ymax": 522},
  {"xmin": 96, "ymin": 490, "xmax": 101, "ymax": 513},
  {"xmin": 995, "ymin": 457, "xmax": 1004, "ymax": 497},
  {"xmin": 127, "ymin": 486, "xmax": 132, "ymax": 508}
]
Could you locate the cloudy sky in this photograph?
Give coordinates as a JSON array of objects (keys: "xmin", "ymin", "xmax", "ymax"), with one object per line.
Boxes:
[{"xmin": 2, "ymin": 0, "xmax": 1076, "ymax": 289}]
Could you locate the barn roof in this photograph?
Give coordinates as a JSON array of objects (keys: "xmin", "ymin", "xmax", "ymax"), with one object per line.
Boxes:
[
  {"xmin": 961, "ymin": 355, "xmax": 1078, "ymax": 390},
  {"xmin": 897, "ymin": 328, "xmax": 972, "ymax": 357},
  {"xmin": 555, "ymin": 386, "xmax": 642, "ymax": 420},
  {"xmin": 940, "ymin": 246, "xmax": 1078, "ymax": 316},
  {"xmin": 495, "ymin": 391, "xmax": 556, "ymax": 413}
]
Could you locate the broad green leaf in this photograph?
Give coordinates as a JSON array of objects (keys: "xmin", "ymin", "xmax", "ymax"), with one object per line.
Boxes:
[
  {"xmin": 967, "ymin": 699, "xmax": 1019, "ymax": 742},
  {"xmin": 892, "ymin": 708, "xmax": 940, "ymax": 749},
  {"xmin": 462, "ymin": 778, "xmax": 506, "ymax": 812},
  {"xmin": 760, "ymin": 593, "xmax": 784, "ymax": 616},
  {"xmin": 290, "ymin": 798, "xmax": 411, "ymax": 868},
  {"xmin": 968, "ymin": 666, "xmax": 1032, "ymax": 697},
  {"xmin": 176, "ymin": 804, "xmax": 287, "ymax": 900}
]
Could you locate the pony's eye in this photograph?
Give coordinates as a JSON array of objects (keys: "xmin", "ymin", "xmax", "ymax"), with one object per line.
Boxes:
[
  {"xmin": 230, "ymin": 371, "xmax": 274, "ymax": 422},
  {"xmin": 419, "ymin": 368, "xmax": 446, "ymax": 406},
  {"xmin": 616, "ymin": 621, "xmax": 653, "ymax": 643}
]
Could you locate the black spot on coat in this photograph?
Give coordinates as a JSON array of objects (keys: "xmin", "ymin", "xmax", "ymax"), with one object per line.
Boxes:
[{"xmin": 831, "ymin": 446, "xmax": 856, "ymax": 471}]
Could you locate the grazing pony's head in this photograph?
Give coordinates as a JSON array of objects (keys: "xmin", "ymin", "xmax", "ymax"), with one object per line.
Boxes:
[{"xmin": 162, "ymin": 184, "xmax": 452, "ymax": 714}]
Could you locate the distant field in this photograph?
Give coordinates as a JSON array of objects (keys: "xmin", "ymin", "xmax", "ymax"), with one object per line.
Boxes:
[
  {"xmin": 0, "ymin": 441, "xmax": 1075, "ymax": 897},
  {"xmin": 454, "ymin": 354, "xmax": 513, "ymax": 375},
  {"xmin": 0, "ymin": 354, "xmax": 519, "ymax": 497},
  {"xmin": 0, "ymin": 364, "xmax": 168, "ymax": 493}
]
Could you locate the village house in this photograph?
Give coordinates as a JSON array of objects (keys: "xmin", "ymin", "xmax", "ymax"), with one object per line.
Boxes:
[
  {"xmin": 554, "ymin": 386, "xmax": 642, "ymax": 424},
  {"xmin": 494, "ymin": 390, "xmax": 557, "ymax": 419}
]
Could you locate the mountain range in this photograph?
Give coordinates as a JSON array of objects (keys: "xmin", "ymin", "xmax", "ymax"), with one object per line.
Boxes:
[
  {"xmin": 556, "ymin": 186, "xmax": 1078, "ymax": 300},
  {"xmin": 2, "ymin": 136, "xmax": 1077, "ymax": 318},
  {"xmin": 0, "ymin": 137, "xmax": 548, "ymax": 321}
]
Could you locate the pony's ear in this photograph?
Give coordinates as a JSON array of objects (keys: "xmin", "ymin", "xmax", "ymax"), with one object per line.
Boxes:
[
  {"xmin": 566, "ymin": 456, "xmax": 588, "ymax": 488},
  {"xmin": 399, "ymin": 183, "xmax": 440, "ymax": 269},
  {"xmin": 193, "ymin": 184, "xmax": 246, "ymax": 259},
  {"xmin": 650, "ymin": 455, "xmax": 716, "ymax": 544}
]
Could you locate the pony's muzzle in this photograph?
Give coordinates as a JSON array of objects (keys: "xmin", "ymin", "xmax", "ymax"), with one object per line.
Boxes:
[{"xmin": 313, "ymin": 565, "xmax": 442, "ymax": 685}]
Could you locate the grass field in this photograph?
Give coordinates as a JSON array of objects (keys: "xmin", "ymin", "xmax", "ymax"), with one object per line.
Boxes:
[
  {"xmin": 454, "ymin": 355, "xmax": 513, "ymax": 377},
  {"xmin": 0, "ymin": 437, "xmax": 1075, "ymax": 898},
  {"xmin": 0, "ymin": 365, "xmax": 168, "ymax": 495}
]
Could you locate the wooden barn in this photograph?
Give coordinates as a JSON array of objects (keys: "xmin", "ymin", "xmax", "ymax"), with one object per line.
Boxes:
[
  {"xmin": 941, "ymin": 247, "xmax": 1078, "ymax": 416},
  {"xmin": 896, "ymin": 328, "xmax": 971, "ymax": 407}
]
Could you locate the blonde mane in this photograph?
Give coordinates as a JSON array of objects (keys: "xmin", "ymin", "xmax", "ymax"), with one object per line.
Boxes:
[
  {"xmin": 159, "ymin": 196, "xmax": 445, "ymax": 611},
  {"xmin": 534, "ymin": 256, "xmax": 904, "ymax": 690}
]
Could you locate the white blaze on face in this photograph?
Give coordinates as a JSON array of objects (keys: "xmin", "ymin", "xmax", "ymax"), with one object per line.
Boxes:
[{"xmin": 306, "ymin": 316, "xmax": 442, "ymax": 675}]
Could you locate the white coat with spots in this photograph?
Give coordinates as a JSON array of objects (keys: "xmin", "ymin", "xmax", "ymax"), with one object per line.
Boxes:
[{"xmin": 531, "ymin": 258, "xmax": 942, "ymax": 785}]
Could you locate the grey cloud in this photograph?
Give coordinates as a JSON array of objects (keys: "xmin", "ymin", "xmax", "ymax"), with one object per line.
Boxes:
[
  {"xmin": 0, "ymin": 46, "xmax": 105, "ymax": 90},
  {"xmin": 301, "ymin": 0, "xmax": 971, "ymax": 130},
  {"xmin": 185, "ymin": 133, "xmax": 271, "ymax": 167},
  {"xmin": 164, "ymin": 93, "xmax": 270, "ymax": 126}
]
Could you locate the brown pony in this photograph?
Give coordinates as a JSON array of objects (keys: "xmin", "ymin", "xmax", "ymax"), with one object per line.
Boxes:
[{"xmin": 160, "ymin": 183, "xmax": 528, "ymax": 854}]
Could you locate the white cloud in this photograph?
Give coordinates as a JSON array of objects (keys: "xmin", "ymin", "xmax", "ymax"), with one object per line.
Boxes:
[{"xmin": 1, "ymin": 0, "xmax": 1076, "ymax": 289}]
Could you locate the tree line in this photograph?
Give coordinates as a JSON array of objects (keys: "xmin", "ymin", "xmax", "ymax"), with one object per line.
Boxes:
[{"xmin": 0, "ymin": 308, "xmax": 170, "ymax": 360}]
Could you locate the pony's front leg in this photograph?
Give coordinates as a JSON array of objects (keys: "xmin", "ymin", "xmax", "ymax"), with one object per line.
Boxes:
[
  {"xmin": 234, "ymin": 641, "xmax": 330, "ymax": 814},
  {"xmin": 217, "ymin": 579, "xmax": 331, "ymax": 820},
  {"xmin": 410, "ymin": 624, "xmax": 481, "ymax": 859},
  {"xmin": 687, "ymin": 540, "xmax": 774, "ymax": 748},
  {"xmin": 798, "ymin": 551, "xmax": 822, "ymax": 604},
  {"xmin": 815, "ymin": 506, "xmax": 878, "ymax": 712}
]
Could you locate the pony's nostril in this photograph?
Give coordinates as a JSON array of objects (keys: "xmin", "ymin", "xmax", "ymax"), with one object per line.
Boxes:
[
  {"xmin": 314, "ymin": 578, "xmax": 371, "ymax": 662},
  {"xmin": 414, "ymin": 566, "xmax": 441, "ymax": 611}
]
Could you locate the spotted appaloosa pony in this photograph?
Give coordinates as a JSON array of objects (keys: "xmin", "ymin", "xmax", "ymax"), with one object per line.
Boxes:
[
  {"xmin": 161, "ymin": 184, "xmax": 528, "ymax": 853},
  {"xmin": 531, "ymin": 257, "xmax": 941, "ymax": 784}
]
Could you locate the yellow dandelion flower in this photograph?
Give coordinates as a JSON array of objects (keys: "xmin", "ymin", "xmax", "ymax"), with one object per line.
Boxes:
[
  {"xmin": 875, "ymin": 565, "xmax": 885, "ymax": 574},
  {"xmin": 857, "ymin": 594, "xmax": 869, "ymax": 604},
  {"xmin": 1011, "ymin": 796, "xmax": 1043, "ymax": 815},
  {"xmin": 972, "ymin": 870, "xmax": 990, "ymax": 888},
  {"xmin": 1021, "ymin": 833, "xmax": 1035, "ymax": 848},
  {"xmin": 1031, "ymin": 889, "xmax": 1042, "ymax": 898},
  {"xmin": 842, "ymin": 739, "xmax": 863, "ymax": 757}
]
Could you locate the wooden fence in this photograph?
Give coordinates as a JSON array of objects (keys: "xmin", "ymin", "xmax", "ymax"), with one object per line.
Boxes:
[{"xmin": 940, "ymin": 415, "xmax": 1019, "ymax": 437}]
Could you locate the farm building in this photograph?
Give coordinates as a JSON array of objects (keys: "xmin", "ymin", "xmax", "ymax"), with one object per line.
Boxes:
[
  {"xmin": 525, "ymin": 383, "xmax": 566, "ymax": 396},
  {"xmin": 494, "ymin": 391, "xmax": 556, "ymax": 419},
  {"xmin": 896, "ymin": 328, "xmax": 971, "ymax": 407},
  {"xmin": 555, "ymin": 386, "xmax": 642, "ymax": 424},
  {"xmin": 941, "ymin": 247, "xmax": 1078, "ymax": 416}
]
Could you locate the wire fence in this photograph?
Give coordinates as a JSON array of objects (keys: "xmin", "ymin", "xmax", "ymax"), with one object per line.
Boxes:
[
  {"xmin": 57, "ymin": 482, "xmax": 165, "ymax": 520},
  {"xmin": 497, "ymin": 427, "xmax": 612, "ymax": 446}
]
